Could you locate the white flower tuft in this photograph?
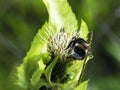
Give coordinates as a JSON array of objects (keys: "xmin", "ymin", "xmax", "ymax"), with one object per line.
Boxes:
[{"xmin": 47, "ymin": 27, "xmax": 78, "ymax": 60}]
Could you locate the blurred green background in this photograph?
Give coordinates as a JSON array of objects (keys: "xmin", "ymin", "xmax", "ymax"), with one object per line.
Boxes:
[{"xmin": 0, "ymin": 0, "xmax": 120, "ymax": 90}]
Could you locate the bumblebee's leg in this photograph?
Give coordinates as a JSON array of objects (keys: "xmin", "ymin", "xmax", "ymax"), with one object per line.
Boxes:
[
  {"xmin": 78, "ymin": 31, "xmax": 93, "ymax": 85},
  {"xmin": 87, "ymin": 31, "xmax": 93, "ymax": 45}
]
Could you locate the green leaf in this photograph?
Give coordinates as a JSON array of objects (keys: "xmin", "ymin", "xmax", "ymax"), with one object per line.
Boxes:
[
  {"xmin": 79, "ymin": 20, "xmax": 89, "ymax": 40},
  {"xmin": 16, "ymin": 22, "xmax": 53, "ymax": 89},
  {"xmin": 44, "ymin": 57, "xmax": 58, "ymax": 83},
  {"xmin": 32, "ymin": 78, "xmax": 51, "ymax": 90},
  {"xmin": 16, "ymin": 64, "xmax": 29, "ymax": 89},
  {"xmin": 42, "ymin": 0, "xmax": 78, "ymax": 31},
  {"xmin": 24, "ymin": 22, "xmax": 50, "ymax": 61},
  {"xmin": 66, "ymin": 61, "xmax": 84, "ymax": 81},
  {"xmin": 31, "ymin": 59, "xmax": 46, "ymax": 86},
  {"xmin": 75, "ymin": 80, "xmax": 89, "ymax": 90}
]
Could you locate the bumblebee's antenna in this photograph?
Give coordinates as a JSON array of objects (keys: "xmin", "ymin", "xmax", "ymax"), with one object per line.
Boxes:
[{"xmin": 77, "ymin": 31, "xmax": 93, "ymax": 85}]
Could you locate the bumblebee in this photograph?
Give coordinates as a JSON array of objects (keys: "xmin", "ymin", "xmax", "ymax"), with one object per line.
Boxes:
[
  {"xmin": 66, "ymin": 31, "xmax": 93, "ymax": 85},
  {"xmin": 66, "ymin": 37, "xmax": 89, "ymax": 60},
  {"xmin": 66, "ymin": 32, "xmax": 93, "ymax": 60}
]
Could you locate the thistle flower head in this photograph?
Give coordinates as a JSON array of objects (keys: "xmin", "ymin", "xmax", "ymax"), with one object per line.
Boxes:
[{"xmin": 47, "ymin": 27, "xmax": 78, "ymax": 61}]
